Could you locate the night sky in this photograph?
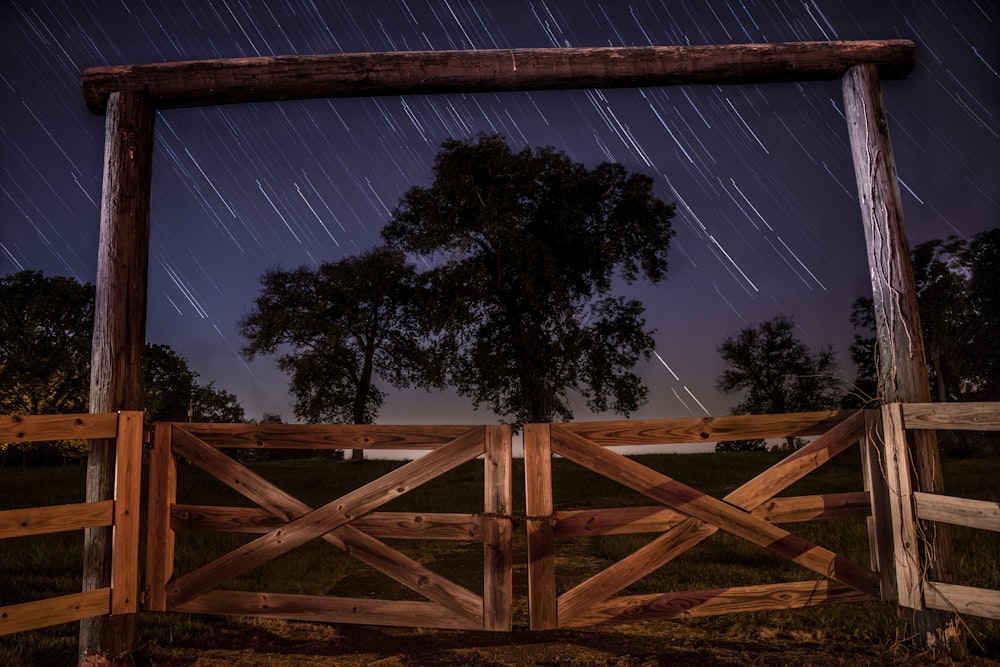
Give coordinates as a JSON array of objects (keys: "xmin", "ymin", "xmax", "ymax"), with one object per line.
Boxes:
[{"xmin": 1, "ymin": 1, "xmax": 997, "ymax": 428}]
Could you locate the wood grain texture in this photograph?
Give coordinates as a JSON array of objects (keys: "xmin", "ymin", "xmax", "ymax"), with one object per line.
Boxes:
[
  {"xmin": 523, "ymin": 423, "xmax": 557, "ymax": 630},
  {"xmin": 82, "ymin": 41, "xmax": 915, "ymax": 113},
  {"xmin": 483, "ymin": 424, "xmax": 514, "ymax": 631},
  {"xmin": 0, "ymin": 589, "xmax": 110, "ymax": 636},
  {"xmin": 0, "ymin": 412, "xmax": 117, "ymax": 442},
  {"xmin": 924, "ymin": 582, "xmax": 1000, "ymax": 621},
  {"xmin": 0, "ymin": 501, "xmax": 112, "ymax": 539},
  {"xmin": 914, "ymin": 492, "xmax": 1000, "ymax": 533},
  {"xmin": 902, "ymin": 402, "xmax": 1000, "ymax": 432},
  {"xmin": 172, "ymin": 421, "xmax": 477, "ymax": 449}
]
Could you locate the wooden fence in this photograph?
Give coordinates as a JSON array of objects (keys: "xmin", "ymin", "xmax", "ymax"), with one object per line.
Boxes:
[
  {"xmin": 0, "ymin": 412, "xmax": 142, "ymax": 635},
  {"xmin": 146, "ymin": 421, "xmax": 514, "ymax": 631},
  {"xmin": 882, "ymin": 402, "xmax": 1000, "ymax": 621},
  {"xmin": 3, "ymin": 403, "xmax": 997, "ymax": 639}
]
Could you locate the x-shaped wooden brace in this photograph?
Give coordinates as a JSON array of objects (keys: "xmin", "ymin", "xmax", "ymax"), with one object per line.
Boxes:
[
  {"xmin": 166, "ymin": 426, "xmax": 486, "ymax": 623},
  {"xmin": 549, "ymin": 411, "xmax": 880, "ymax": 624}
]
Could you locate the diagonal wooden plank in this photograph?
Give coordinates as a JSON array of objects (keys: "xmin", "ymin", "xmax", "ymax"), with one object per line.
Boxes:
[
  {"xmin": 551, "ymin": 426, "xmax": 880, "ymax": 603},
  {"xmin": 554, "ymin": 412, "xmax": 871, "ymax": 621},
  {"xmin": 167, "ymin": 426, "xmax": 485, "ymax": 607}
]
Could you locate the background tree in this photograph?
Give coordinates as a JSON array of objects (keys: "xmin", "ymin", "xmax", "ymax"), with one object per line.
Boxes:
[
  {"xmin": 240, "ymin": 246, "xmax": 424, "ymax": 459},
  {"xmin": 963, "ymin": 228, "xmax": 1000, "ymax": 401},
  {"xmin": 716, "ymin": 315, "xmax": 842, "ymax": 451},
  {"xmin": 1, "ymin": 271, "xmax": 245, "ymax": 464},
  {"xmin": 382, "ymin": 133, "xmax": 675, "ymax": 426}
]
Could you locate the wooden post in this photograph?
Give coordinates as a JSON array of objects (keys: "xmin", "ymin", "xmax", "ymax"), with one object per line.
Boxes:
[
  {"xmin": 842, "ymin": 64, "xmax": 964, "ymax": 656},
  {"xmin": 82, "ymin": 91, "xmax": 155, "ymax": 666}
]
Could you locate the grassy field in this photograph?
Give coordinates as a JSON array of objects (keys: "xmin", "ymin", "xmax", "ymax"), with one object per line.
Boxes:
[{"xmin": 1, "ymin": 447, "xmax": 998, "ymax": 665}]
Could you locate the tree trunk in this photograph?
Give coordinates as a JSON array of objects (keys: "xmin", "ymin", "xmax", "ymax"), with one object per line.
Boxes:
[
  {"xmin": 842, "ymin": 64, "xmax": 965, "ymax": 657},
  {"xmin": 81, "ymin": 91, "xmax": 155, "ymax": 666}
]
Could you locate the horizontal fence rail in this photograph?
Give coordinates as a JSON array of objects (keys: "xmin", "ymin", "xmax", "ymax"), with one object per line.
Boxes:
[
  {"xmin": 0, "ymin": 412, "xmax": 142, "ymax": 635},
  {"xmin": 887, "ymin": 402, "xmax": 1000, "ymax": 620},
  {"xmin": 147, "ymin": 422, "xmax": 513, "ymax": 631}
]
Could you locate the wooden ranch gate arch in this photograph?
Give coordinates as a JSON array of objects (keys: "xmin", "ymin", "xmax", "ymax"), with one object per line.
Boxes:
[{"xmin": 77, "ymin": 39, "xmax": 963, "ymax": 658}]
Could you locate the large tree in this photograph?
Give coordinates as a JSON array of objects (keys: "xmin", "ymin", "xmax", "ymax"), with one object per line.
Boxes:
[
  {"xmin": 145, "ymin": 343, "xmax": 245, "ymax": 425},
  {"xmin": 240, "ymin": 246, "xmax": 424, "ymax": 459},
  {"xmin": 716, "ymin": 315, "xmax": 842, "ymax": 451},
  {"xmin": 381, "ymin": 134, "xmax": 675, "ymax": 426}
]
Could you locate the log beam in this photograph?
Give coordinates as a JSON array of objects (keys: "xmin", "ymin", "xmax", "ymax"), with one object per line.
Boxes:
[{"xmin": 83, "ymin": 40, "xmax": 914, "ymax": 114}]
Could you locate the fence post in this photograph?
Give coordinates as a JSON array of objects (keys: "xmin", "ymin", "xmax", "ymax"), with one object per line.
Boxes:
[
  {"xmin": 109, "ymin": 412, "xmax": 143, "ymax": 616},
  {"xmin": 860, "ymin": 409, "xmax": 896, "ymax": 601},
  {"xmin": 524, "ymin": 423, "xmax": 557, "ymax": 630},
  {"xmin": 483, "ymin": 424, "xmax": 513, "ymax": 630},
  {"xmin": 145, "ymin": 423, "xmax": 177, "ymax": 611}
]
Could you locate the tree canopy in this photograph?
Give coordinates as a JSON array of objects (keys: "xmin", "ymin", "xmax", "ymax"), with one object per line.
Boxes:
[
  {"xmin": 715, "ymin": 314, "xmax": 842, "ymax": 451},
  {"xmin": 381, "ymin": 133, "xmax": 676, "ymax": 426},
  {"xmin": 240, "ymin": 246, "xmax": 425, "ymax": 457}
]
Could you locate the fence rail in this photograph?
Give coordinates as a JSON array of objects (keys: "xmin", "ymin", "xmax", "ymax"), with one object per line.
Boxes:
[{"xmin": 0, "ymin": 412, "xmax": 142, "ymax": 635}]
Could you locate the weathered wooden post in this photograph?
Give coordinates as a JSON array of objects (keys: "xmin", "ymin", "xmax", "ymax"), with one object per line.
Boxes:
[
  {"xmin": 842, "ymin": 63, "xmax": 964, "ymax": 656},
  {"xmin": 82, "ymin": 90, "xmax": 155, "ymax": 666}
]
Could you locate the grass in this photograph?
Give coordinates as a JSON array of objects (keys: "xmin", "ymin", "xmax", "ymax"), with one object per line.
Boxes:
[{"xmin": 1, "ymin": 447, "xmax": 998, "ymax": 664}]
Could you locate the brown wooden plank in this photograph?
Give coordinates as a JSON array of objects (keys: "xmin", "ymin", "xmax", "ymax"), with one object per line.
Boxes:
[
  {"xmin": 172, "ymin": 590, "xmax": 483, "ymax": 630},
  {"xmin": 171, "ymin": 505, "xmax": 482, "ymax": 540},
  {"xmin": 0, "ymin": 589, "xmax": 110, "ymax": 636},
  {"xmin": 0, "ymin": 501, "xmax": 113, "ymax": 539},
  {"xmin": 110, "ymin": 411, "xmax": 143, "ymax": 616},
  {"xmin": 553, "ymin": 507, "xmax": 687, "ymax": 538},
  {"xmin": 166, "ymin": 427, "xmax": 485, "ymax": 608},
  {"xmin": 881, "ymin": 403, "xmax": 924, "ymax": 610},
  {"xmin": 750, "ymin": 492, "xmax": 872, "ymax": 523},
  {"xmin": 914, "ymin": 492, "xmax": 1000, "ymax": 533},
  {"xmin": 145, "ymin": 423, "xmax": 177, "ymax": 612},
  {"xmin": 861, "ymin": 410, "xmax": 897, "ymax": 601},
  {"xmin": 82, "ymin": 41, "xmax": 915, "ymax": 114},
  {"xmin": 560, "ymin": 581, "xmax": 870, "ymax": 627},
  {"xmin": 924, "ymin": 582, "xmax": 1000, "ymax": 621},
  {"xmin": 483, "ymin": 424, "xmax": 513, "ymax": 631},
  {"xmin": 560, "ymin": 410, "xmax": 853, "ymax": 447},
  {"xmin": 902, "ymin": 402, "xmax": 1000, "ymax": 432},
  {"xmin": 551, "ymin": 426, "xmax": 880, "ymax": 598},
  {"xmin": 0, "ymin": 413, "xmax": 118, "ymax": 443},
  {"xmin": 173, "ymin": 422, "xmax": 477, "ymax": 449},
  {"xmin": 524, "ymin": 423, "xmax": 557, "ymax": 630}
]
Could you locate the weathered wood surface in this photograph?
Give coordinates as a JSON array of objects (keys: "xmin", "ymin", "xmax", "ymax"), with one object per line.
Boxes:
[
  {"xmin": 0, "ymin": 589, "xmax": 111, "ymax": 636},
  {"xmin": 0, "ymin": 412, "xmax": 118, "ymax": 442},
  {"xmin": 844, "ymin": 63, "xmax": 963, "ymax": 653},
  {"xmin": 924, "ymin": 582, "xmax": 1000, "ymax": 621},
  {"xmin": 110, "ymin": 412, "xmax": 142, "ymax": 616},
  {"xmin": 171, "ymin": 505, "xmax": 483, "ymax": 540},
  {"xmin": 750, "ymin": 491, "xmax": 871, "ymax": 523},
  {"xmin": 82, "ymin": 40, "xmax": 915, "ymax": 114},
  {"xmin": 172, "ymin": 590, "xmax": 484, "ymax": 630},
  {"xmin": 551, "ymin": 413, "xmax": 873, "ymax": 624},
  {"xmin": 914, "ymin": 492, "xmax": 1000, "ymax": 533},
  {"xmin": 553, "ymin": 507, "xmax": 687, "ymax": 538},
  {"xmin": 560, "ymin": 580, "xmax": 871, "ymax": 627},
  {"xmin": 559, "ymin": 410, "xmax": 854, "ymax": 446},
  {"xmin": 524, "ymin": 424, "xmax": 557, "ymax": 630},
  {"xmin": 552, "ymin": 426, "xmax": 880, "ymax": 600},
  {"xmin": 0, "ymin": 501, "xmax": 113, "ymax": 539},
  {"xmin": 173, "ymin": 422, "xmax": 477, "ymax": 450},
  {"xmin": 145, "ymin": 423, "xmax": 177, "ymax": 612},
  {"xmin": 881, "ymin": 404, "xmax": 924, "ymax": 610},
  {"xmin": 483, "ymin": 424, "xmax": 513, "ymax": 631},
  {"xmin": 902, "ymin": 402, "xmax": 1000, "ymax": 431},
  {"xmin": 164, "ymin": 427, "xmax": 485, "ymax": 610},
  {"xmin": 861, "ymin": 410, "xmax": 898, "ymax": 600}
]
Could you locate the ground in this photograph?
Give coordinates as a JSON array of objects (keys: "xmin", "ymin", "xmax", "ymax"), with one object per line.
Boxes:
[{"xmin": 141, "ymin": 618, "xmax": 999, "ymax": 666}]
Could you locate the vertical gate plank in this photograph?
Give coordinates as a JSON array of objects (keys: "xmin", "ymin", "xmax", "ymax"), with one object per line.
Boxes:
[
  {"xmin": 145, "ymin": 424, "xmax": 177, "ymax": 611},
  {"xmin": 110, "ymin": 411, "xmax": 143, "ymax": 615},
  {"xmin": 524, "ymin": 424, "xmax": 557, "ymax": 630},
  {"xmin": 881, "ymin": 403, "xmax": 923, "ymax": 609},
  {"xmin": 483, "ymin": 425, "xmax": 513, "ymax": 630},
  {"xmin": 861, "ymin": 409, "xmax": 897, "ymax": 601}
]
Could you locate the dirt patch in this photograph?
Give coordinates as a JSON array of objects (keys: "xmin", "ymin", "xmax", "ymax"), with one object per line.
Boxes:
[{"xmin": 139, "ymin": 617, "xmax": 999, "ymax": 666}]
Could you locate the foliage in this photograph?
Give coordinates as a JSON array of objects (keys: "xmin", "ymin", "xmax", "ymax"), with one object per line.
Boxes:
[
  {"xmin": 0, "ymin": 271, "xmax": 245, "ymax": 465},
  {"xmin": 240, "ymin": 247, "xmax": 425, "ymax": 458},
  {"xmin": 715, "ymin": 315, "xmax": 842, "ymax": 451},
  {"xmin": 382, "ymin": 134, "xmax": 676, "ymax": 426}
]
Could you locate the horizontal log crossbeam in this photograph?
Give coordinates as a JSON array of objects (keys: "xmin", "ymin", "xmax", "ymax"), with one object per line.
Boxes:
[{"xmin": 81, "ymin": 40, "xmax": 915, "ymax": 114}]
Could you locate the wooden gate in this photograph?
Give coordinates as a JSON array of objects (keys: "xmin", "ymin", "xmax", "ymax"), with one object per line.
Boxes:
[
  {"xmin": 523, "ymin": 410, "xmax": 887, "ymax": 629},
  {"xmin": 0, "ymin": 412, "xmax": 142, "ymax": 635},
  {"xmin": 146, "ymin": 422, "xmax": 513, "ymax": 631}
]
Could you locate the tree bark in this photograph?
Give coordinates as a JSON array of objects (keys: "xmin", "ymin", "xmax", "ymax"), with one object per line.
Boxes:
[
  {"xmin": 83, "ymin": 40, "xmax": 914, "ymax": 114},
  {"xmin": 842, "ymin": 64, "xmax": 965, "ymax": 657},
  {"xmin": 81, "ymin": 91, "xmax": 155, "ymax": 666}
]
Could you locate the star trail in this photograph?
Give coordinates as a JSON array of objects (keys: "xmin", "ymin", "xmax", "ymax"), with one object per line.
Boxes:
[{"xmin": 1, "ymin": 1, "xmax": 997, "ymax": 426}]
